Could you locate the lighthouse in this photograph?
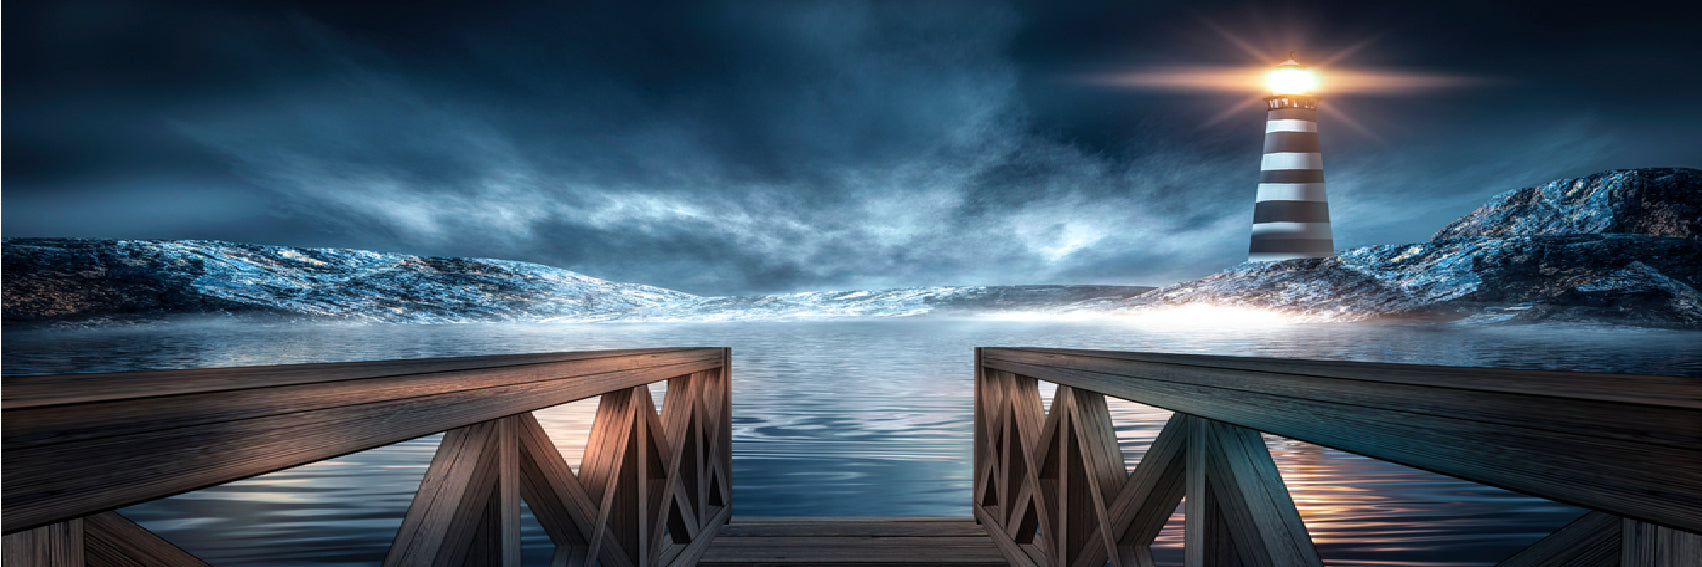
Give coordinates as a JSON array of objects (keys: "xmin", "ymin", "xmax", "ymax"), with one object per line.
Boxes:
[{"xmin": 1248, "ymin": 55, "xmax": 1334, "ymax": 262}]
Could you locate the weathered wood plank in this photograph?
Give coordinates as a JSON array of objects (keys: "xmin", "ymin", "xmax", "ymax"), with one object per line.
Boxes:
[
  {"xmin": 705, "ymin": 536, "xmax": 1000, "ymax": 547},
  {"xmin": 2, "ymin": 348, "xmax": 713, "ymax": 408},
  {"xmin": 4, "ymin": 350, "xmax": 722, "ymax": 450},
  {"xmin": 4, "ymin": 350, "xmax": 722, "ymax": 534},
  {"xmin": 513, "ymin": 412, "xmax": 634, "ymax": 567},
  {"xmin": 496, "ymin": 416, "xmax": 522, "ymax": 567},
  {"xmin": 718, "ymin": 521, "xmax": 992, "ymax": 537},
  {"xmin": 1066, "ymin": 388, "xmax": 1129, "ymax": 567},
  {"xmin": 1185, "ymin": 415, "xmax": 1235, "ymax": 567},
  {"xmin": 383, "ymin": 420, "xmax": 501, "ymax": 567},
  {"xmin": 996, "ymin": 348, "xmax": 1701, "ymax": 407},
  {"xmin": 1, "ymin": 518, "xmax": 83, "ymax": 566},
  {"xmin": 1108, "ymin": 412, "xmax": 1189, "ymax": 549},
  {"xmin": 1623, "ymin": 518, "xmax": 1702, "ymax": 567},
  {"xmin": 700, "ymin": 518, "xmax": 1010, "ymax": 566},
  {"xmin": 1495, "ymin": 510, "xmax": 1621, "ymax": 567},
  {"xmin": 973, "ymin": 507, "xmax": 1041, "ymax": 567},
  {"xmin": 982, "ymin": 348, "xmax": 1702, "ymax": 533},
  {"xmin": 84, "ymin": 511, "xmax": 211, "ymax": 567},
  {"xmin": 731, "ymin": 517, "xmax": 990, "ymax": 523},
  {"xmin": 985, "ymin": 349, "xmax": 1700, "ymax": 451},
  {"xmin": 1202, "ymin": 419, "xmax": 1321, "ymax": 567},
  {"xmin": 664, "ymin": 504, "xmax": 730, "ymax": 567}
]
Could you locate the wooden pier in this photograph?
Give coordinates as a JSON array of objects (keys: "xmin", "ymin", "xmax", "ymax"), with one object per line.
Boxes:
[{"xmin": 4, "ymin": 346, "xmax": 1700, "ymax": 566}]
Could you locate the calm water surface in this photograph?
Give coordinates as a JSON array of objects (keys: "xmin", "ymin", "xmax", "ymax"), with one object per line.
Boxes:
[{"xmin": 6, "ymin": 318, "xmax": 1699, "ymax": 566}]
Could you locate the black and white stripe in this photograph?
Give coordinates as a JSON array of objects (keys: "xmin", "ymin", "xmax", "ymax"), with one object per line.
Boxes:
[{"xmin": 1249, "ymin": 99, "xmax": 1333, "ymax": 262}]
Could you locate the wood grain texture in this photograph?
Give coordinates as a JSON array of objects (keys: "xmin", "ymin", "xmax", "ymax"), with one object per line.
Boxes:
[
  {"xmin": 549, "ymin": 356, "xmax": 731, "ymax": 567},
  {"xmin": 700, "ymin": 517, "xmax": 1006, "ymax": 566},
  {"xmin": 1623, "ymin": 518, "xmax": 1702, "ymax": 567},
  {"xmin": 978, "ymin": 368, "xmax": 1197, "ymax": 567},
  {"xmin": 84, "ymin": 511, "xmax": 210, "ymax": 567},
  {"xmin": 3, "ymin": 348, "xmax": 723, "ymax": 534},
  {"xmin": 982, "ymin": 347, "xmax": 1702, "ymax": 533},
  {"xmin": 387, "ymin": 369, "xmax": 729, "ymax": 567},
  {"xmin": 1, "ymin": 518, "xmax": 83, "ymax": 566},
  {"xmin": 383, "ymin": 420, "xmax": 502, "ymax": 567},
  {"xmin": 1198, "ymin": 418, "xmax": 1321, "ymax": 567},
  {"xmin": 1185, "ymin": 416, "xmax": 1235, "ymax": 567},
  {"xmin": 1494, "ymin": 511, "xmax": 1621, "ymax": 567},
  {"xmin": 2, "ymin": 348, "xmax": 710, "ymax": 408}
]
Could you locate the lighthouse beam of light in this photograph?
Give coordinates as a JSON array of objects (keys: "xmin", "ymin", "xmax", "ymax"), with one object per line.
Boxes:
[{"xmin": 1086, "ymin": 65, "xmax": 1485, "ymax": 97}]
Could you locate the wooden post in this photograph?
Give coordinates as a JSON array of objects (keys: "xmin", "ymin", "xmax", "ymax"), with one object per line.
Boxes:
[
  {"xmin": 1185, "ymin": 416, "xmax": 1235, "ymax": 567},
  {"xmin": 1623, "ymin": 518, "xmax": 1702, "ymax": 567},
  {"xmin": 1, "ymin": 518, "xmax": 82, "ymax": 567}
]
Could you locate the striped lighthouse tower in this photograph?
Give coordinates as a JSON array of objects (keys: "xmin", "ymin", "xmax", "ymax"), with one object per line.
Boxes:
[{"xmin": 1249, "ymin": 55, "xmax": 1333, "ymax": 262}]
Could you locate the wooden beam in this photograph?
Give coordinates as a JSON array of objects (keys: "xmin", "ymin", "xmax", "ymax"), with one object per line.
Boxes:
[
  {"xmin": 84, "ymin": 511, "xmax": 210, "ymax": 567},
  {"xmin": 1623, "ymin": 518, "xmax": 1702, "ymax": 567},
  {"xmin": 497, "ymin": 416, "xmax": 522, "ymax": 567},
  {"xmin": 383, "ymin": 420, "xmax": 502, "ymax": 567},
  {"xmin": 664, "ymin": 505, "xmax": 731, "ymax": 567},
  {"xmin": 1495, "ymin": 511, "xmax": 1621, "ymax": 567},
  {"xmin": 1, "ymin": 518, "xmax": 82, "ymax": 567},
  {"xmin": 1109, "ymin": 412, "xmax": 1189, "ymax": 549},
  {"xmin": 512, "ymin": 412, "xmax": 635, "ymax": 567},
  {"xmin": 4, "ymin": 348, "xmax": 724, "ymax": 533},
  {"xmin": 3, "ymin": 348, "xmax": 709, "ymax": 408},
  {"xmin": 1199, "ymin": 418, "xmax": 1321, "ymax": 567},
  {"xmin": 1185, "ymin": 415, "xmax": 1235, "ymax": 567},
  {"xmin": 981, "ymin": 348, "xmax": 1702, "ymax": 533}
]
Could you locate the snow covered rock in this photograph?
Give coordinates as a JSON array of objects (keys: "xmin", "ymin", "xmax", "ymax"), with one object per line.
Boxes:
[
  {"xmin": 2, "ymin": 238, "xmax": 694, "ymax": 323},
  {"xmin": 1125, "ymin": 168, "xmax": 1702, "ymax": 327}
]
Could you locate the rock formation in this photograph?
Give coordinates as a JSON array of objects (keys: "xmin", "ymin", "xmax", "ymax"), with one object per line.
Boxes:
[
  {"xmin": 1127, "ymin": 168, "xmax": 1702, "ymax": 327},
  {"xmin": 2, "ymin": 239, "xmax": 694, "ymax": 323}
]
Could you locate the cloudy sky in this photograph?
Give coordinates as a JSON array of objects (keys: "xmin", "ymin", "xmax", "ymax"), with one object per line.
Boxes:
[{"xmin": 6, "ymin": 0, "xmax": 1700, "ymax": 295}]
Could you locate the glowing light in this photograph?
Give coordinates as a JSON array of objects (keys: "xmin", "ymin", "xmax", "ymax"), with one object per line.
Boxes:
[
  {"xmin": 1089, "ymin": 66, "xmax": 1484, "ymax": 96},
  {"xmin": 1267, "ymin": 67, "xmax": 1316, "ymax": 95}
]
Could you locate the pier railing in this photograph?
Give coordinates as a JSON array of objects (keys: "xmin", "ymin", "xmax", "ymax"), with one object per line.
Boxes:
[
  {"xmin": 3, "ymin": 347, "xmax": 733, "ymax": 567},
  {"xmin": 974, "ymin": 347, "xmax": 1702, "ymax": 567}
]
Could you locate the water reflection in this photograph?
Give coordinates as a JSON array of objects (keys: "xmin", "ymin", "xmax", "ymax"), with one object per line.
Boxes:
[{"xmin": 4, "ymin": 319, "xmax": 1697, "ymax": 566}]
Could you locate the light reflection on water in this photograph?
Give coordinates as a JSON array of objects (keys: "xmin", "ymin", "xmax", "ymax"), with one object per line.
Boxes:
[{"xmin": 5, "ymin": 318, "xmax": 1699, "ymax": 566}]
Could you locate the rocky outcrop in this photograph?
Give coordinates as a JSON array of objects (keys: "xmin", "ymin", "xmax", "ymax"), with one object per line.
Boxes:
[
  {"xmin": 2, "ymin": 238, "xmax": 694, "ymax": 323},
  {"xmin": 1125, "ymin": 168, "xmax": 1702, "ymax": 327},
  {"xmin": 2, "ymin": 238, "xmax": 1152, "ymax": 323},
  {"xmin": 1434, "ymin": 168, "xmax": 1701, "ymax": 240}
]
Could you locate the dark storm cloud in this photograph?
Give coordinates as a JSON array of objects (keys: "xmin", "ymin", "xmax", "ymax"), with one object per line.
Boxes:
[{"xmin": 5, "ymin": 0, "xmax": 1700, "ymax": 294}]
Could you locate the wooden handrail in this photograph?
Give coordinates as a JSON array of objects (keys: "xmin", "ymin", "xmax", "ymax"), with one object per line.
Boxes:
[
  {"xmin": 3, "ymin": 347, "xmax": 733, "ymax": 567},
  {"xmin": 974, "ymin": 347, "xmax": 1702, "ymax": 567}
]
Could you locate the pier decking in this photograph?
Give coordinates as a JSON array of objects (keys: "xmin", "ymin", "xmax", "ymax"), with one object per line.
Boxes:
[
  {"xmin": 699, "ymin": 517, "xmax": 1006, "ymax": 566},
  {"xmin": 4, "ymin": 347, "xmax": 1700, "ymax": 566}
]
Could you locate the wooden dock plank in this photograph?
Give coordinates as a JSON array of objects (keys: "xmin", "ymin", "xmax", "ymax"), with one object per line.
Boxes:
[
  {"xmin": 700, "ymin": 517, "xmax": 1009, "ymax": 566},
  {"xmin": 717, "ymin": 521, "xmax": 991, "ymax": 537}
]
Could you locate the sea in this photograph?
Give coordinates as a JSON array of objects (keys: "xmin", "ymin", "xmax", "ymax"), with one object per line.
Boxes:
[{"xmin": 5, "ymin": 316, "xmax": 1699, "ymax": 566}]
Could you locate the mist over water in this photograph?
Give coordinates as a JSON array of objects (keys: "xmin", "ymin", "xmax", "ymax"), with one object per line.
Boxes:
[{"xmin": 6, "ymin": 318, "xmax": 1699, "ymax": 566}]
